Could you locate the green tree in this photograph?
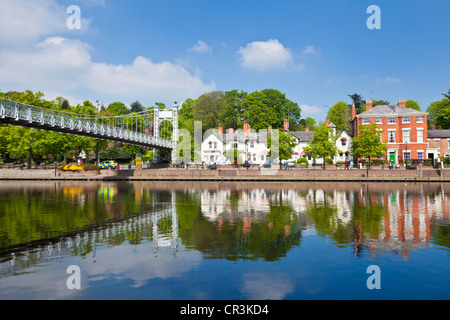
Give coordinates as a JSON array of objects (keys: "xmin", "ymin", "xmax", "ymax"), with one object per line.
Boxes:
[
  {"xmin": 436, "ymin": 108, "xmax": 450, "ymax": 129},
  {"xmin": 266, "ymin": 130, "xmax": 297, "ymax": 169},
  {"xmin": 193, "ymin": 91, "xmax": 227, "ymax": 132},
  {"xmin": 427, "ymin": 98, "xmax": 450, "ymax": 128},
  {"xmin": 106, "ymin": 101, "xmax": 129, "ymax": 116},
  {"xmin": 303, "ymin": 123, "xmax": 339, "ymax": 169},
  {"xmin": 295, "ymin": 117, "xmax": 316, "ymax": 131},
  {"xmin": 327, "ymin": 101, "xmax": 351, "ymax": 131},
  {"xmin": 130, "ymin": 100, "xmax": 144, "ymax": 113},
  {"xmin": 348, "ymin": 93, "xmax": 364, "ymax": 113},
  {"xmin": 241, "ymin": 91, "xmax": 276, "ymax": 131},
  {"xmin": 222, "ymin": 89, "xmax": 247, "ymax": 129},
  {"xmin": 405, "ymin": 100, "xmax": 421, "ymax": 111},
  {"xmin": 351, "ymin": 123, "xmax": 387, "ymax": 168}
]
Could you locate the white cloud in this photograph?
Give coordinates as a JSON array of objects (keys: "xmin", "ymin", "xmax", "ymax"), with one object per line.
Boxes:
[
  {"xmin": 0, "ymin": 0, "xmax": 91, "ymax": 47},
  {"xmin": 0, "ymin": 36, "xmax": 215, "ymax": 105},
  {"xmin": 302, "ymin": 45, "xmax": 318, "ymax": 55},
  {"xmin": 188, "ymin": 40, "xmax": 211, "ymax": 53},
  {"xmin": 237, "ymin": 39, "xmax": 301, "ymax": 71},
  {"xmin": 300, "ymin": 104, "xmax": 323, "ymax": 117}
]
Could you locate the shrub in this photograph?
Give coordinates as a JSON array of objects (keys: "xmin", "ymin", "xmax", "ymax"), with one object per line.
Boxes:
[
  {"xmin": 83, "ymin": 164, "xmax": 100, "ymax": 171},
  {"xmin": 296, "ymin": 157, "xmax": 309, "ymax": 167},
  {"xmin": 325, "ymin": 157, "xmax": 333, "ymax": 165}
]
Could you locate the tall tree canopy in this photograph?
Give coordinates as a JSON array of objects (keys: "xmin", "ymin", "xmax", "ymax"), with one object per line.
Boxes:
[{"xmin": 327, "ymin": 101, "xmax": 351, "ymax": 131}]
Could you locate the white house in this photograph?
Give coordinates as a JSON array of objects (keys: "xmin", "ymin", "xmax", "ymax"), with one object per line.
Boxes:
[{"xmin": 200, "ymin": 119, "xmax": 354, "ymax": 166}]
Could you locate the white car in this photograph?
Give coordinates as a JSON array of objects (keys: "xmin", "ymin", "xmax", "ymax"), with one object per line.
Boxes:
[{"xmin": 286, "ymin": 160, "xmax": 296, "ymax": 168}]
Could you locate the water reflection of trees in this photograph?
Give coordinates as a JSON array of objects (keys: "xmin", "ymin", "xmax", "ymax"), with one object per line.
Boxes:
[
  {"xmin": 176, "ymin": 190, "xmax": 302, "ymax": 261},
  {"xmin": 1, "ymin": 181, "xmax": 449, "ymax": 266}
]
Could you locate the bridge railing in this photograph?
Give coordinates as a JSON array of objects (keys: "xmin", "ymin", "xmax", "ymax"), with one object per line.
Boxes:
[{"xmin": 0, "ymin": 98, "xmax": 174, "ymax": 149}]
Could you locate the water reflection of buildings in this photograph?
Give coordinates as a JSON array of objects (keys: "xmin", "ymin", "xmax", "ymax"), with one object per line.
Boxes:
[{"xmin": 198, "ymin": 184, "xmax": 450, "ymax": 260}]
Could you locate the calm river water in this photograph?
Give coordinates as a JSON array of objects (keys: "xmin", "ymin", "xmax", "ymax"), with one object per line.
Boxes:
[{"xmin": 0, "ymin": 180, "xmax": 449, "ymax": 300}]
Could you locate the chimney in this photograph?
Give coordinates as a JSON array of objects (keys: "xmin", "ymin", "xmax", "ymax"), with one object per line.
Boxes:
[
  {"xmin": 284, "ymin": 119, "xmax": 289, "ymax": 132},
  {"xmin": 268, "ymin": 125, "xmax": 272, "ymax": 133},
  {"xmin": 325, "ymin": 117, "xmax": 329, "ymax": 127},
  {"xmin": 305, "ymin": 127, "xmax": 309, "ymax": 132},
  {"xmin": 366, "ymin": 100, "xmax": 373, "ymax": 111},
  {"xmin": 352, "ymin": 103, "xmax": 356, "ymax": 120},
  {"xmin": 244, "ymin": 121, "xmax": 249, "ymax": 138},
  {"xmin": 218, "ymin": 124, "xmax": 223, "ymax": 135},
  {"xmin": 398, "ymin": 98, "xmax": 406, "ymax": 108}
]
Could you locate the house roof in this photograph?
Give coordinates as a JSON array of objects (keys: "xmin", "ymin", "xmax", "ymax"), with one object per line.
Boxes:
[
  {"xmin": 427, "ymin": 130, "xmax": 450, "ymax": 139},
  {"xmin": 290, "ymin": 131, "xmax": 315, "ymax": 142},
  {"xmin": 356, "ymin": 105, "xmax": 427, "ymax": 117}
]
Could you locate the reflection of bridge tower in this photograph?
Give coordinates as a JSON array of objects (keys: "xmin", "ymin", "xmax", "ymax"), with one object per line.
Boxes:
[
  {"xmin": 153, "ymin": 103, "xmax": 179, "ymax": 163},
  {"xmin": 152, "ymin": 192, "xmax": 178, "ymax": 255}
]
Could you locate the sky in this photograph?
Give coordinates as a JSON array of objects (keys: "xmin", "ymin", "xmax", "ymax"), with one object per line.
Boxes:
[{"xmin": 0, "ymin": 0, "xmax": 449, "ymax": 122}]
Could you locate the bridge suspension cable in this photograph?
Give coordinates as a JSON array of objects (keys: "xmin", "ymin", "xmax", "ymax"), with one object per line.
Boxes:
[{"xmin": 0, "ymin": 97, "xmax": 176, "ymax": 150}]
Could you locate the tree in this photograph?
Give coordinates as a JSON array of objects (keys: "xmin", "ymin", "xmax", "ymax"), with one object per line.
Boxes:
[
  {"xmin": 327, "ymin": 101, "xmax": 351, "ymax": 131},
  {"xmin": 427, "ymin": 98, "xmax": 450, "ymax": 128},
  {"xmin": 241, "ymin": 91, "xmax": 276, "ymax": 131},
  {"xmin": 193, "ymin": 91, "xmax": 227, "ymax": 132},
  {"xmin": 130, "ymin": 101, "xmax": 144, "ymax": 113},
  {"xmin": 436, "ymin": 108, "xmax": 450, "ymax": 129},
  {"xmin": 222, "ymin": 90, "xmax": 247, "ymax": 129},
  {"xmin": 295, "ymin": 117, "xmax": 316, "ymax": 131},
  {"xmin": 351, "ymin": 123, "xmax": 387, "ymax": 170},
  {"xmin": 303, "ymin": 123, "xmax": 339, "ymax": 169},
  {"xmin": 443, "ymin": 89, "xmax": 450, "ymax": 100},
  {"xmin": 106, "ymin": 101, "xmax": 129, "ymax": 116},
  {"xmin": 405, "ymin": 100, "xmax": 421, "ymax": 111},
  {"xmin": 348, "ymin": 93, "xmax": 364, "ymax": 113},
  {"xmin": 267, "ymin": 130, "xmax": 299, "ymax": 169}
]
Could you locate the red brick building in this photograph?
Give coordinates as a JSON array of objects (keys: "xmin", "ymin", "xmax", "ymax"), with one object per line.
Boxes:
[{"xmin": 352, "ymin": 98, "xmax": 429, "ymax": 164}]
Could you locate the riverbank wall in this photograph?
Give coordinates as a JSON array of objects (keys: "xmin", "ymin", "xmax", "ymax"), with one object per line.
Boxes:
[{"xmin": 0, "ymin": 167, "xmax": 449, "ymax": 182}]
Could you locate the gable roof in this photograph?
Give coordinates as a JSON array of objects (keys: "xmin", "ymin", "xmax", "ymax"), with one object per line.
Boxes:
[{"xmin": 357, "ymin": 105, "xmax": 427, "ymax": 117}]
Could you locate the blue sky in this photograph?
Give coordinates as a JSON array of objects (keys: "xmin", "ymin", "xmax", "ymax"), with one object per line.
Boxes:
[{"xmin": 0, "ymin": 0, "xmax": 448, "ymax": 122}]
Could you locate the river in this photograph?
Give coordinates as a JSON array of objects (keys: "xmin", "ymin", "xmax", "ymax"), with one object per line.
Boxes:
[{"xmin": 0, "ymin": 181, "xmax": 449, "ymax": 300}]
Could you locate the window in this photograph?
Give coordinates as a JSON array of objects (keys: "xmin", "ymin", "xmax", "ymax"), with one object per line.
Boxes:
[
  {"xmin": 403, "ymin": 129, "xmax": 410, "ymax": 143},
  {"xmin": 376, "ymin": 117, "xmax": 382, "ymax": 124},
  {"xmin": 388, "ymin": 117, "xmax": 396, "ymax": 124},
  {"xmin": 362, "ymin": 118, "xmax": 370, "ymax": 124},
  {"xmin": 403, "ymin": 152, "xmax": 411, "ymax": 160},
  {"xmin": 250, "ymin": 141, "xmax": 254, "ymax": 148},
  {"xmin": 253, "ymin": 154, "xmax": 256, "ymax": 161},
  {"xmin": 417, "ymin": 130, "xmax": 423, "ymax": 143},
  {"xmin": 388, "ymin": 130, "xmax": 396, "ymax": 143},
  {"xmin": 214, "ymin": 142, "xmax": 217, "ymax": 149},
  {"xmin": 209, "ymin": 142, "xmax": 212, "ymax": 149},
  {"xmin": 417, "ymin": 116, "xmax": 423, "ymax": 123},
  {"xmin": 341, "ymin": 138, "xmax": 347, "ymax": 146},
  {"xmin": 402, "ymin": 116, "xmax": 410, "ymax": 124},
  {"xmin": 261, "ymin": 155, "xmax": 265, "ymax": 161},
  {"xmin": 417, "ymin": 152, "xmax": 423, "ymax": 160},
  {"xmin": 434, "ymin": 139, "xmax": 441, "ymax": 147}
]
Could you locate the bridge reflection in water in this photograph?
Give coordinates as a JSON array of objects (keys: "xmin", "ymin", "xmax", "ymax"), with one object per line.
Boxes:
[{"xmin": 0, "ymin": 181, "xmax": 449, "ymax": 282}]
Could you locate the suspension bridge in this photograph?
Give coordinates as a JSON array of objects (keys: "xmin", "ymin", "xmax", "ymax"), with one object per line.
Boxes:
[{"xmin": 0, "ymin": 97, "xmax": 179, "ymax": 161}]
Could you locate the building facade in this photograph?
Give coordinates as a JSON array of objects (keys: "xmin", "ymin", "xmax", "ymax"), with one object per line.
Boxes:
[{"xmin": 353, "ymin": 98, "xmax": 429, "ymax": 164}]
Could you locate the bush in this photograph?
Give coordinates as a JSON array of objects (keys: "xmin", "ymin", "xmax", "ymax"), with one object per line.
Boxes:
[
  {"xmin": 443, "ymin": 157, "xmax": 450, "ymax": 165},
  {"xmin": 296, "ymin": 157, "xmax": 309, "ymax": 167},
  {"xmin": 83, "ymin": 164, "xmax": 100, "ymax": 171},
  {"xmin": 325, "ymin": 157, "xmax": 333, "ymax": 165}
]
